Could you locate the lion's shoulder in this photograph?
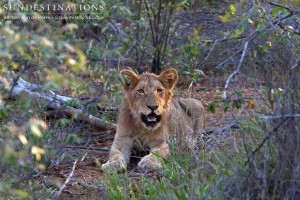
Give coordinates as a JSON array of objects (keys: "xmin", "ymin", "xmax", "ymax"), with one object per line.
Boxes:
[{"xmin": 169, "ymin": 97, "xmax": 205, "ymax": 131}]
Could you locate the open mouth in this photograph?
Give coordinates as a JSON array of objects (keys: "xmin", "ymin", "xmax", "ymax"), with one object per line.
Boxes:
[{"xmin": 141, "ymin": 113, "xmax": 161, "ymax": 127}]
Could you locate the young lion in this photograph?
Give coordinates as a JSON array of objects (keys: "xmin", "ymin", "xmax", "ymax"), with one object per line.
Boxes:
[{"xmin": 102, "ymin": 68, "xmax": 205, "ymax": 173}]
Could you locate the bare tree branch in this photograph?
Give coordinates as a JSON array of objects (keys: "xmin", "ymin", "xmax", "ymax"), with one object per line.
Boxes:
[
  {"xmin": 267, "ymin": 1, "xmax": 293, "ymax": 12},
  {"xmin": 261, "ymin": 114, "xmax": 300, "ymax": 120},
  {"xmin": 219, "ymin": 1, "xmax": 298, "ymax": 100}
]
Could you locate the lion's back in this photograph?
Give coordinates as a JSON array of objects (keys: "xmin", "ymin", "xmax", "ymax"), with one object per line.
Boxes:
[{"xmin": 168, "ymin": 98, "xmax": 205, "ymax": 149}]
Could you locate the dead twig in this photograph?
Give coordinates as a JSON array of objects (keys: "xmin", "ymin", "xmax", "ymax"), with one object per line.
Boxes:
[
  {"xmin": 53, "ymin": 159, "xmax": 78, "ymax": 198},
  {"xmin": 64, "ymin": 146, "xmax": 109, "ymax": 152},
  {"xmin": 290, "ymin": 56, "xmax": 300, "ymax": 70},
  {"xmin": 244, "ymin": 115, "xmax": 295, "ymax": 166}
]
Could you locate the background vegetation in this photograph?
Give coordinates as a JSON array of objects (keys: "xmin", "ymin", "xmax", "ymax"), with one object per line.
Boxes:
[{"xmin": 0, "ymin": 0, "xmax": 300, "ymax": 199}]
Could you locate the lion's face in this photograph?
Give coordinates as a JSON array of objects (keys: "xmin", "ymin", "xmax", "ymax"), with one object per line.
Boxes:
[{"xmin": 120, "ymin": 69, "xmax": 178, "ymax": 131}]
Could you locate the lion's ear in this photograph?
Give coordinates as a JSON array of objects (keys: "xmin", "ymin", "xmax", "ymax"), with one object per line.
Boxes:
[
  {"xmin": 159, "ymin": 68, "xmax": 178, "ymax": 90},
  {"xmin": 120, "ymin": 69, "xmax": 139, "ymax": 91}
]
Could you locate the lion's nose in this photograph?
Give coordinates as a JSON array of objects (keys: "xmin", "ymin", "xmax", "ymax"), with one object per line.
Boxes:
[{"xmin": 147, "ymin": 105, "xmax": 158, "ymax": 111}]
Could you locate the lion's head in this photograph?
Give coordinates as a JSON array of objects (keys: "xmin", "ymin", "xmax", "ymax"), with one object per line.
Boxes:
[{"xmin": 120, "ymin": 68, "xmax": 178, "ymax": 130}]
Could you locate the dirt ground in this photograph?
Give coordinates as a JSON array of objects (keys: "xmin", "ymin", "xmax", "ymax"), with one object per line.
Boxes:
[{"xmin": 34, "ymin": 75, "xmax": 261, "ymax": 199}]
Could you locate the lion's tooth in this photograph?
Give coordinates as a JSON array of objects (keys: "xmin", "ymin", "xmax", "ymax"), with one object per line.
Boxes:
[{"xmin": 147, "ymin": 118, "xmax": 156, "ymax": 122}]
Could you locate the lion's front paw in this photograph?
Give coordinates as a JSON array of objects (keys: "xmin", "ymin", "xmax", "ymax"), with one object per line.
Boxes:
[
  {"xmin": 102, "ymin": 156, "xmax": 127, "ymax": 173},
  {"xmin": 138, "ymin": 154, "xmax": 162, "ymax": 171}
]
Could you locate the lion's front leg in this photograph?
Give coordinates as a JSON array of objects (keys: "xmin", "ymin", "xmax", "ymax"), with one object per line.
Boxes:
[
  {"xmin": 138, "ymin": 141, "xmax": 169, "ymax": 170},
  {"xmin": 102, "ymin": 136, "xmax": 133, "ymax": 173}
]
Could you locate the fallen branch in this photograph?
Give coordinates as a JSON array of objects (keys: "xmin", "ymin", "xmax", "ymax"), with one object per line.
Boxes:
[{"xmin": 0, "ymin": 73, "xmax": 117, "ymax": 130}]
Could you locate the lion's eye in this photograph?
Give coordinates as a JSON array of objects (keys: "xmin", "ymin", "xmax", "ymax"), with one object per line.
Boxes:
[
  {"xmin": 157, "ymin": 88, "xmax": 163, "ymax": 93},
  {"xmin": 137, "ymin": 89, "xmax": 145, "ymax": 94}
]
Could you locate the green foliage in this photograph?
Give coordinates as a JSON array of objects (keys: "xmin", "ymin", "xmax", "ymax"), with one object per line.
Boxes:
[
  {"xmin": 0, "ymin": 115, "xmax": 51, "ymax": 198},
  {"xmin": 0, "ymin": 0, "xmax": 125, "ymax": 197},
  {"xmin": 178, "ymin": 43, "xmax": 201, "ymax": 73},
  {"xmin": 208, "ymin": 102, "xmax": 216, "ymax": 114},
  {"xmin": 208, "ymin": 89, "xmax": 244, "ymax": 113},
  {"xmin": 182, "ymin": 69, "xmax": 204, "ymax": 83}
]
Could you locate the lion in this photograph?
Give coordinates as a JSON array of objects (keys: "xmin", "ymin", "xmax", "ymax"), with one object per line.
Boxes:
[{"xmin": 102, "ymin": 68, "xmax": 205, "ymax": 173}]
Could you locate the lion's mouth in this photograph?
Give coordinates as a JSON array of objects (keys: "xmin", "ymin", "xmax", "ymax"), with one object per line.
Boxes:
[{"xmin": 141, "ymin": 113, "xmax": 161, "ymax": 127}]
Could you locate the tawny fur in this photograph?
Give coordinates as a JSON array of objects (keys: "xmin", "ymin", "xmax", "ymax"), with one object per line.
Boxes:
[{"xmin": 102, "ymin": 68, "xmax": 205, "ymax": 173}]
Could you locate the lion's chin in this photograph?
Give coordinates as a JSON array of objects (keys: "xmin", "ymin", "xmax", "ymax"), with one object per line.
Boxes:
[{"xmin": 141, "ymin": 113, "xmax": 161, "ymax": 130}]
